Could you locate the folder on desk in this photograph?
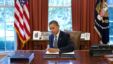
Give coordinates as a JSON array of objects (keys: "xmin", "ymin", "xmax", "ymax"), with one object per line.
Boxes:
[
  {"xmin": 44, "ymin": 51, "xmax": 76, "ymax": 59},
  {"xmin": 10, "ymin": 51, "xmax": 34, "ymax": 63}
]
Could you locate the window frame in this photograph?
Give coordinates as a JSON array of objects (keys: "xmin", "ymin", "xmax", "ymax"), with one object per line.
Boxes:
[
  {"xmin": 48, "ymin": 0, "xmax": 72, "ymax": 31},
  {"xmin": 0, "ymin": 0, "xmax": 17, "ymax": 52}
]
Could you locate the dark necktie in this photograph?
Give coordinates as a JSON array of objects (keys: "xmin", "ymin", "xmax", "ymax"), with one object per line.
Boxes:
[{"xmin": 53, "ymin": 36, "xmax": 58, "ymax": 48}]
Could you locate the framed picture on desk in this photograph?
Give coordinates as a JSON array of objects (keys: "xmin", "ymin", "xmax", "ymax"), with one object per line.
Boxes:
[
  {"xmin": 33, "ymin": 31, "xmax": 49, "ymax": 40},
  {"xmin": 33, "ymin": 31, "xmax": 41, "ymax": 40}
]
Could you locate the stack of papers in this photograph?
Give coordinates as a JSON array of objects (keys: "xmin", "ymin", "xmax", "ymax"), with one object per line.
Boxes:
[{"xmin": 44, "ymin": 51, "xmax": 76, "ymax": 59}]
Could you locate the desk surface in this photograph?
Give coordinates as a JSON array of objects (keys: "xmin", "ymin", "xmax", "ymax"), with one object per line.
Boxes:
[
  {"xmin": 11, "ymin": 50, "xmax": 108, "ymax": 64},
  {"xmin": 0, "ymin": 54, "xmax": 7, "ymax": 59}
]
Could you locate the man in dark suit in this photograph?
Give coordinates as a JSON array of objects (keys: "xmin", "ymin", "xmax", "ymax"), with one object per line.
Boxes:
[{"xmin": 47, "ymin": 20, "xmax": 74, "ymax": 53}]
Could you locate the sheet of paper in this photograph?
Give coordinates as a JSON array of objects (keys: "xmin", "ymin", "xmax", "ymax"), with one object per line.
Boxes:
[
  {"xmin": 105, "ymin": 55, "xmax": 113, "ymax": 57},
  {"xmin": 62, "ymin": 51, "xmax": 75, "ymax": 54},
  {"xmin": 108, "ymin": 58, "xmax": 113, "ymax": 61},
  {"xmin": 45, "ymin": 51, "xmax": 59, "ymax": 54}
]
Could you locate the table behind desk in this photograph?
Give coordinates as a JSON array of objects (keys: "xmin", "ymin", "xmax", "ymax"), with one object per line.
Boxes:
[{"xmin": 10, "ymin": 50, "xmax": 109, "ymax": 64}]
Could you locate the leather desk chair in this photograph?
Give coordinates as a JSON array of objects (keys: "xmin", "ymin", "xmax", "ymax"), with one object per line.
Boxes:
[{"xmin": 69, "ymin": 31, "xmax": 82, "ymax": 50}]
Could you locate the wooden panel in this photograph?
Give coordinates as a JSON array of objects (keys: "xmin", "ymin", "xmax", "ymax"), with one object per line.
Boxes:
[{"xmin": 33, "ymin": 40, "xmax": 48, "ymax": 50}]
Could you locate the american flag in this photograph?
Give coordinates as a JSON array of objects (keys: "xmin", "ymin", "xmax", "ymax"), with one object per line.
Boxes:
[{"xmin": 14, "ymin": 0, "xmax": 31, "ymax": 45}]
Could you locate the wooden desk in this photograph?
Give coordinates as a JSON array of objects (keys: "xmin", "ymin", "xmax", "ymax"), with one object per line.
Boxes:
[
  {"xmin": 32, "ymin": 40, "xmax": 48, "ymax": 50},
  {"xmin": 10, "ymin": 50, "xmax": 108, "ymax": 64}
]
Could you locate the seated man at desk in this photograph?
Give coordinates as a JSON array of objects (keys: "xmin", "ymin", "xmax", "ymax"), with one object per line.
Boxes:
[{"xmin": 47, "ymin": 20, "xmax": 74, "ymax": 53}]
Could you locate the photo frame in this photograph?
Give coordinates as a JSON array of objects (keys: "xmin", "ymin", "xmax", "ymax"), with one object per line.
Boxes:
[{"xmin": 33, "ymin": 31, "xmax": 41, "ymax": 40}]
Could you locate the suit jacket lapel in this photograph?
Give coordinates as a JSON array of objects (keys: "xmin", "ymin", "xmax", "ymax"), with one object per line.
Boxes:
[
  {"xmin": 58, "ymin": 31, "xmax": 62, "ymax": 46},
  {"xmin": 50, "ymin": 34, "xmax": 54, "ymax": 48}
]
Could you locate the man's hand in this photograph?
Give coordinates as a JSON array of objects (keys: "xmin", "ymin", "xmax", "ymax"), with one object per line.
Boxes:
[{"xmin": 47, "ymin": 48, "xmax": 59, "ymax": 53}]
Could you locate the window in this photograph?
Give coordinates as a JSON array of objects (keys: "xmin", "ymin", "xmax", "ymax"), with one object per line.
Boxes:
[
  {"xmin": 48, "ymin": 0, "xmax": 72, "ymax": 31},
  {"xmin": 108, "ymin": 0, "xmax": 113, "ymax": 44},
  {"xmin": 0, "ymin": 0, "xmax": 16, "ymax": 52}
]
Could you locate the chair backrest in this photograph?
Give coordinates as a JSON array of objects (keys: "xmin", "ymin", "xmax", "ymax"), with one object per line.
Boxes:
[{"xmin": 69, "ymin": 31, "xmax": 82, "ymax": 50}]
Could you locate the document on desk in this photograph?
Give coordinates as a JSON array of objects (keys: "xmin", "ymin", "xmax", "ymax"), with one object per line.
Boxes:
[
  {"xmin": 108, "ymin": 58, "xmax": 113, "ymax": 61},
  {"xmin": 45, "ymin": 51, "xmax": 75, "ymax": 54},
  {"xmin": 44, "ymin": 51, "xmax": 76, "ymax": 59},
  {"xmin": 45, "ymin": 51, "xmax": 59, "ymax": 54},
  {"xmin": 62, "ymin": 52, "xmax": 75, "ymax": 54}
]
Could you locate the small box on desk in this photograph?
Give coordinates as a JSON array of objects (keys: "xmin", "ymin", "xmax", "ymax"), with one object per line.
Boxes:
[
  {"xmin": 89, "ymin": 44, "xmax": 113, "ymax": 56},
  {"xmin": 10, "ymin": 51, "xmax": 34, "ymax": 64}
]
